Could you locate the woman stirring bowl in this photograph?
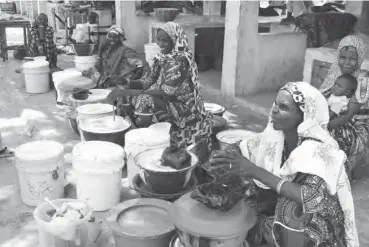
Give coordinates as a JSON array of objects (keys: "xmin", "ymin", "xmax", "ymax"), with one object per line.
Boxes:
[
  {"xmin": 319, "ymin": 35, "xmax": 369, "ymax": 180},
  {"xmin": 210, "ymin": 82, "xmax": 358, "ymax": 247},
  {"xmin": 105, "ymin": 22, "xmax": 213, "ymax": 150}
]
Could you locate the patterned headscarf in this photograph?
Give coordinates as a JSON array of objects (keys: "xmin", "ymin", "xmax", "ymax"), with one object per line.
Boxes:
[
  {"xmin": 320, "ymin": 35, "xmax": 368, "ymax": 103},
  {"xmin": 107, "ymin": 25, "xmax": 127, "ymax": 43},
  {"xmin": 240, "ymin": 82, "xmax": 358, "ymax": 247},
  {"xmin": 156, "ymin": 22, "xmax": 206, "ymax": 115}
]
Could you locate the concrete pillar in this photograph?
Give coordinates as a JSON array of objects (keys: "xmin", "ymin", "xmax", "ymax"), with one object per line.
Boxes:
[
  {"xmin": 115, "ymin": 0, "xmax": 123, "ymax": 28},
  {"xmin": 221, "ymin": 0, "xmax": 259, "ymax": 97},
  {"xmin": 359, "ymin": 1, "xmax": 369, "ymax": 35},
  {"xmin": 203, "ymin": 0, "xmax": 222, "ymax": 16}
]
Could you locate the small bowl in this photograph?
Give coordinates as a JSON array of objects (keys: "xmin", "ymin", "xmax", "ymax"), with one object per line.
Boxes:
[
  {"xmin": 135, "ymin": 148, "xmax": 199, "ymax": 194},
  {"xmin": 154, "ymin": 8, "xmax": 180, "ymax": 22},
  {"xmin": 216, "ymin": 129, "xmax": 256, "ymax": 150},
  {"xmin": 204, "ymin": 102, "xmax": 225, "ymax": 116}
]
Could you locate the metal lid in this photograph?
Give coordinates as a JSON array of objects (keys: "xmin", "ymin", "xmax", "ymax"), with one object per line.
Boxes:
[
  {"xmin": 168, "ymin": 193, "xmax": 256, "ymax": 237},
  {"xmin": 106, "ymin": 198, "xmax": 175, "ymax": 238}
]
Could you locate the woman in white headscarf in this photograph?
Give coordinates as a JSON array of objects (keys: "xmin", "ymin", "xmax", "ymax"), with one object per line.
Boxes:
[
  {"xmin": 210, "ymin": 82, "xmax": 358, "ymax": 247},
  {"xmin": 320, "ymin": 35, "xmax": 369, "ymax": 180}
]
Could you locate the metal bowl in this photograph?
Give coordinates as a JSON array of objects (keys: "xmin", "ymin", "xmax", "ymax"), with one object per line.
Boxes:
[
  {"xmin": 154, "ymin": 8, "xmax": 180, "ymax": 22},
  {"xmin": 72, "ymin": 43, "xmax": 95, "ymax": 56},
  {"xmin": 135, "ymin": 148, "xmax": 199, "ymax": 194}
]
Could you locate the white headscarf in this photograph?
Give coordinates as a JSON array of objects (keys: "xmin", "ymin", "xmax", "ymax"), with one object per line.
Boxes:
[
  {"xmin": 320, "ymin": 35, "xmax": 368, "ymax": 104},
  {"xmin": 240, "ymin": 82, "xmax": 358, "ymax": 247}
]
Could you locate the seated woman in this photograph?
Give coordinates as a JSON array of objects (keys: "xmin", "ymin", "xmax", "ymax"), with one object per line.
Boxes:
[
  {"xmin": 28, "ymin": 13, "xmax": 58, "ymax": 69},
  {"xmin": 106, "ymin": 22, "xmax": 213, "ymax": 150},
  {"xmin": 319, "ymin": 35, "xmax": 369, "ymax": 180},
  {"xmin": 210, "ymin": 82, "xmax": 358, "ymax": 247},
  {"xmin": 83, "ymin": 26, "xmax": 145, "ymax": 88}
]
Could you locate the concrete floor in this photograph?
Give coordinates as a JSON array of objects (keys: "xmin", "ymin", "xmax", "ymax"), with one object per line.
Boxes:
[{"xmin": 1, "ymin": 29, "xmax": 369, "ymax": 246}]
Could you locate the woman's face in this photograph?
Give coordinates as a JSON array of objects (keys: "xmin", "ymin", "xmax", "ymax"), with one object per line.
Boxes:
[
  {"xmin": 37, "ymin": 14, "xmax": 48, "ymax": 26},
  {"xmin": 156, "ymin": 29, "xmax": 174, "ymax": 54},
  {"xmin": 271, "ymin": 90, "xmax": 304, "ymax": 131},
  {"xmin": 107, "ymin": 33, "xmax": 121, "ymax": 46},
  {"xmin": 338, "ymin": 46, "xmax": 358, "ymax": 74}
]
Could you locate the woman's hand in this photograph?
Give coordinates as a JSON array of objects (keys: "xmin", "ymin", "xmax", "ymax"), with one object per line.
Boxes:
[
  {"xmin": 209, "ymin": 149, "xmax": 256, "ymax": 177},
  {"xmin": 106, "ymin": 88, "xmax": 124, "ymax": 105},
  {"xmin": 38, "ymin": 46, "xmax": 45, "ymax": 55}
]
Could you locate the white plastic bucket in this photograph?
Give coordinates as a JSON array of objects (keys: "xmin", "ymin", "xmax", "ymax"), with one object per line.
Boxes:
[
  {"xmin": 14, "ymin": 141, "xmax": 65, "ymax": 206},
  {"xmin": 74, "ymin": 55, "xmax": 98, "ymax": 72},
  {"xmin": 34, "ymin": 198, "xmax": 94, "ymax": 247},
  {"xmin": 125, "ymin": 128, "xmax": 170, "ymax": 188},
  {"xmin": 72, "ymin": 141, "xmax": 125, "ymax": 211},
  {"xmin": 22, "ymin": 60, "xmax": 50, "ymax": 94},
  {"xmin": 144, "ymin": 43, "xmax": 161, "ymax": 67},
  {"xmin": 53, "ymin": 69, "xmax": 82, "ymax": 104}
]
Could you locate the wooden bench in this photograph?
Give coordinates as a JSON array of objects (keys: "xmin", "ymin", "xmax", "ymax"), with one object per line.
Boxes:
[{"xmin": 0, "ymin": 19, "xmax": 30, "ymax": 61}]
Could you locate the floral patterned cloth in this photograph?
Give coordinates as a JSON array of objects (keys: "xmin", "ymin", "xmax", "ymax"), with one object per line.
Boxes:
[
  {"xmin": 28, "ymin": 13, "xmax": 58, "ymax": 68},
  {"xmin": 240, "ymin": 82, "xmax": 358, "ymax": 247},
  {"xmin": 319, "ymin": 35, "xmax": 369, "ymax": 177},
  {"xmin": 116, "ymin": 22, "xmax": 212, "ymax": 149}
]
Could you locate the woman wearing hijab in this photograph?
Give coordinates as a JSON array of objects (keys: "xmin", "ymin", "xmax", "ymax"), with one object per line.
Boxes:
[
  {"xmin": 28, "ymin": 13, "xmax": 58, "ymax": 68},
  {"xmin": 84, "ymin": 26, "xmax": 145, "ymax": 89},
  {"xmin": 210, "ymin": 82, "xmax": 358, "ymax": 247},
  {"xmin": 320, "ymin": 35, "xmax": 369, "ymax": 180},
  {"xmin": 106, "ymin": 22, "xmax": 213, "ymax": 150}
]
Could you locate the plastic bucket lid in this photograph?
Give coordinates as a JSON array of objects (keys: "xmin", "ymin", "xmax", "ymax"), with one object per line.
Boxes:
[
  {"xmin": 15, "ymin": 140, "xmax": 64, "ymax": 162},
  {"xmin": 22, "ymin": 60, "xmax": 49, "ymax": 69},
  {"xmin": 69, "ymin": 89, "xmax": 111, "ymax": 103},
  {"xmin": 72, "ymin": 141, "xmax": 125, "ymax": 171}
]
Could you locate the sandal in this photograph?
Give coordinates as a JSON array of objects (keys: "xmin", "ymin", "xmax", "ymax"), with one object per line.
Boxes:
[{"xmin": 0, "ymin": 147, "xmax": 14, "ymax": 158}]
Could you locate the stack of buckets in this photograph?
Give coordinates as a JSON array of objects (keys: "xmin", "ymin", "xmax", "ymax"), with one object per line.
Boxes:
[
  {"xmin": 144, "ymin": 43, "xmax": 161, "ymax": 67},
  {"xmin": 74, "ymin": 55, "xmax": 98, "ymax": 72}
]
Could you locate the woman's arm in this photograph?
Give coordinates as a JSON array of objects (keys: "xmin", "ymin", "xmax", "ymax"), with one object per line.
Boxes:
[
  {"xmin": 251, "ymin": 165, "xmax": 303, "ymax": 205},
  {"xmin": 328, "ymin": 101, "xmax": 361, "ymax": 130}
]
